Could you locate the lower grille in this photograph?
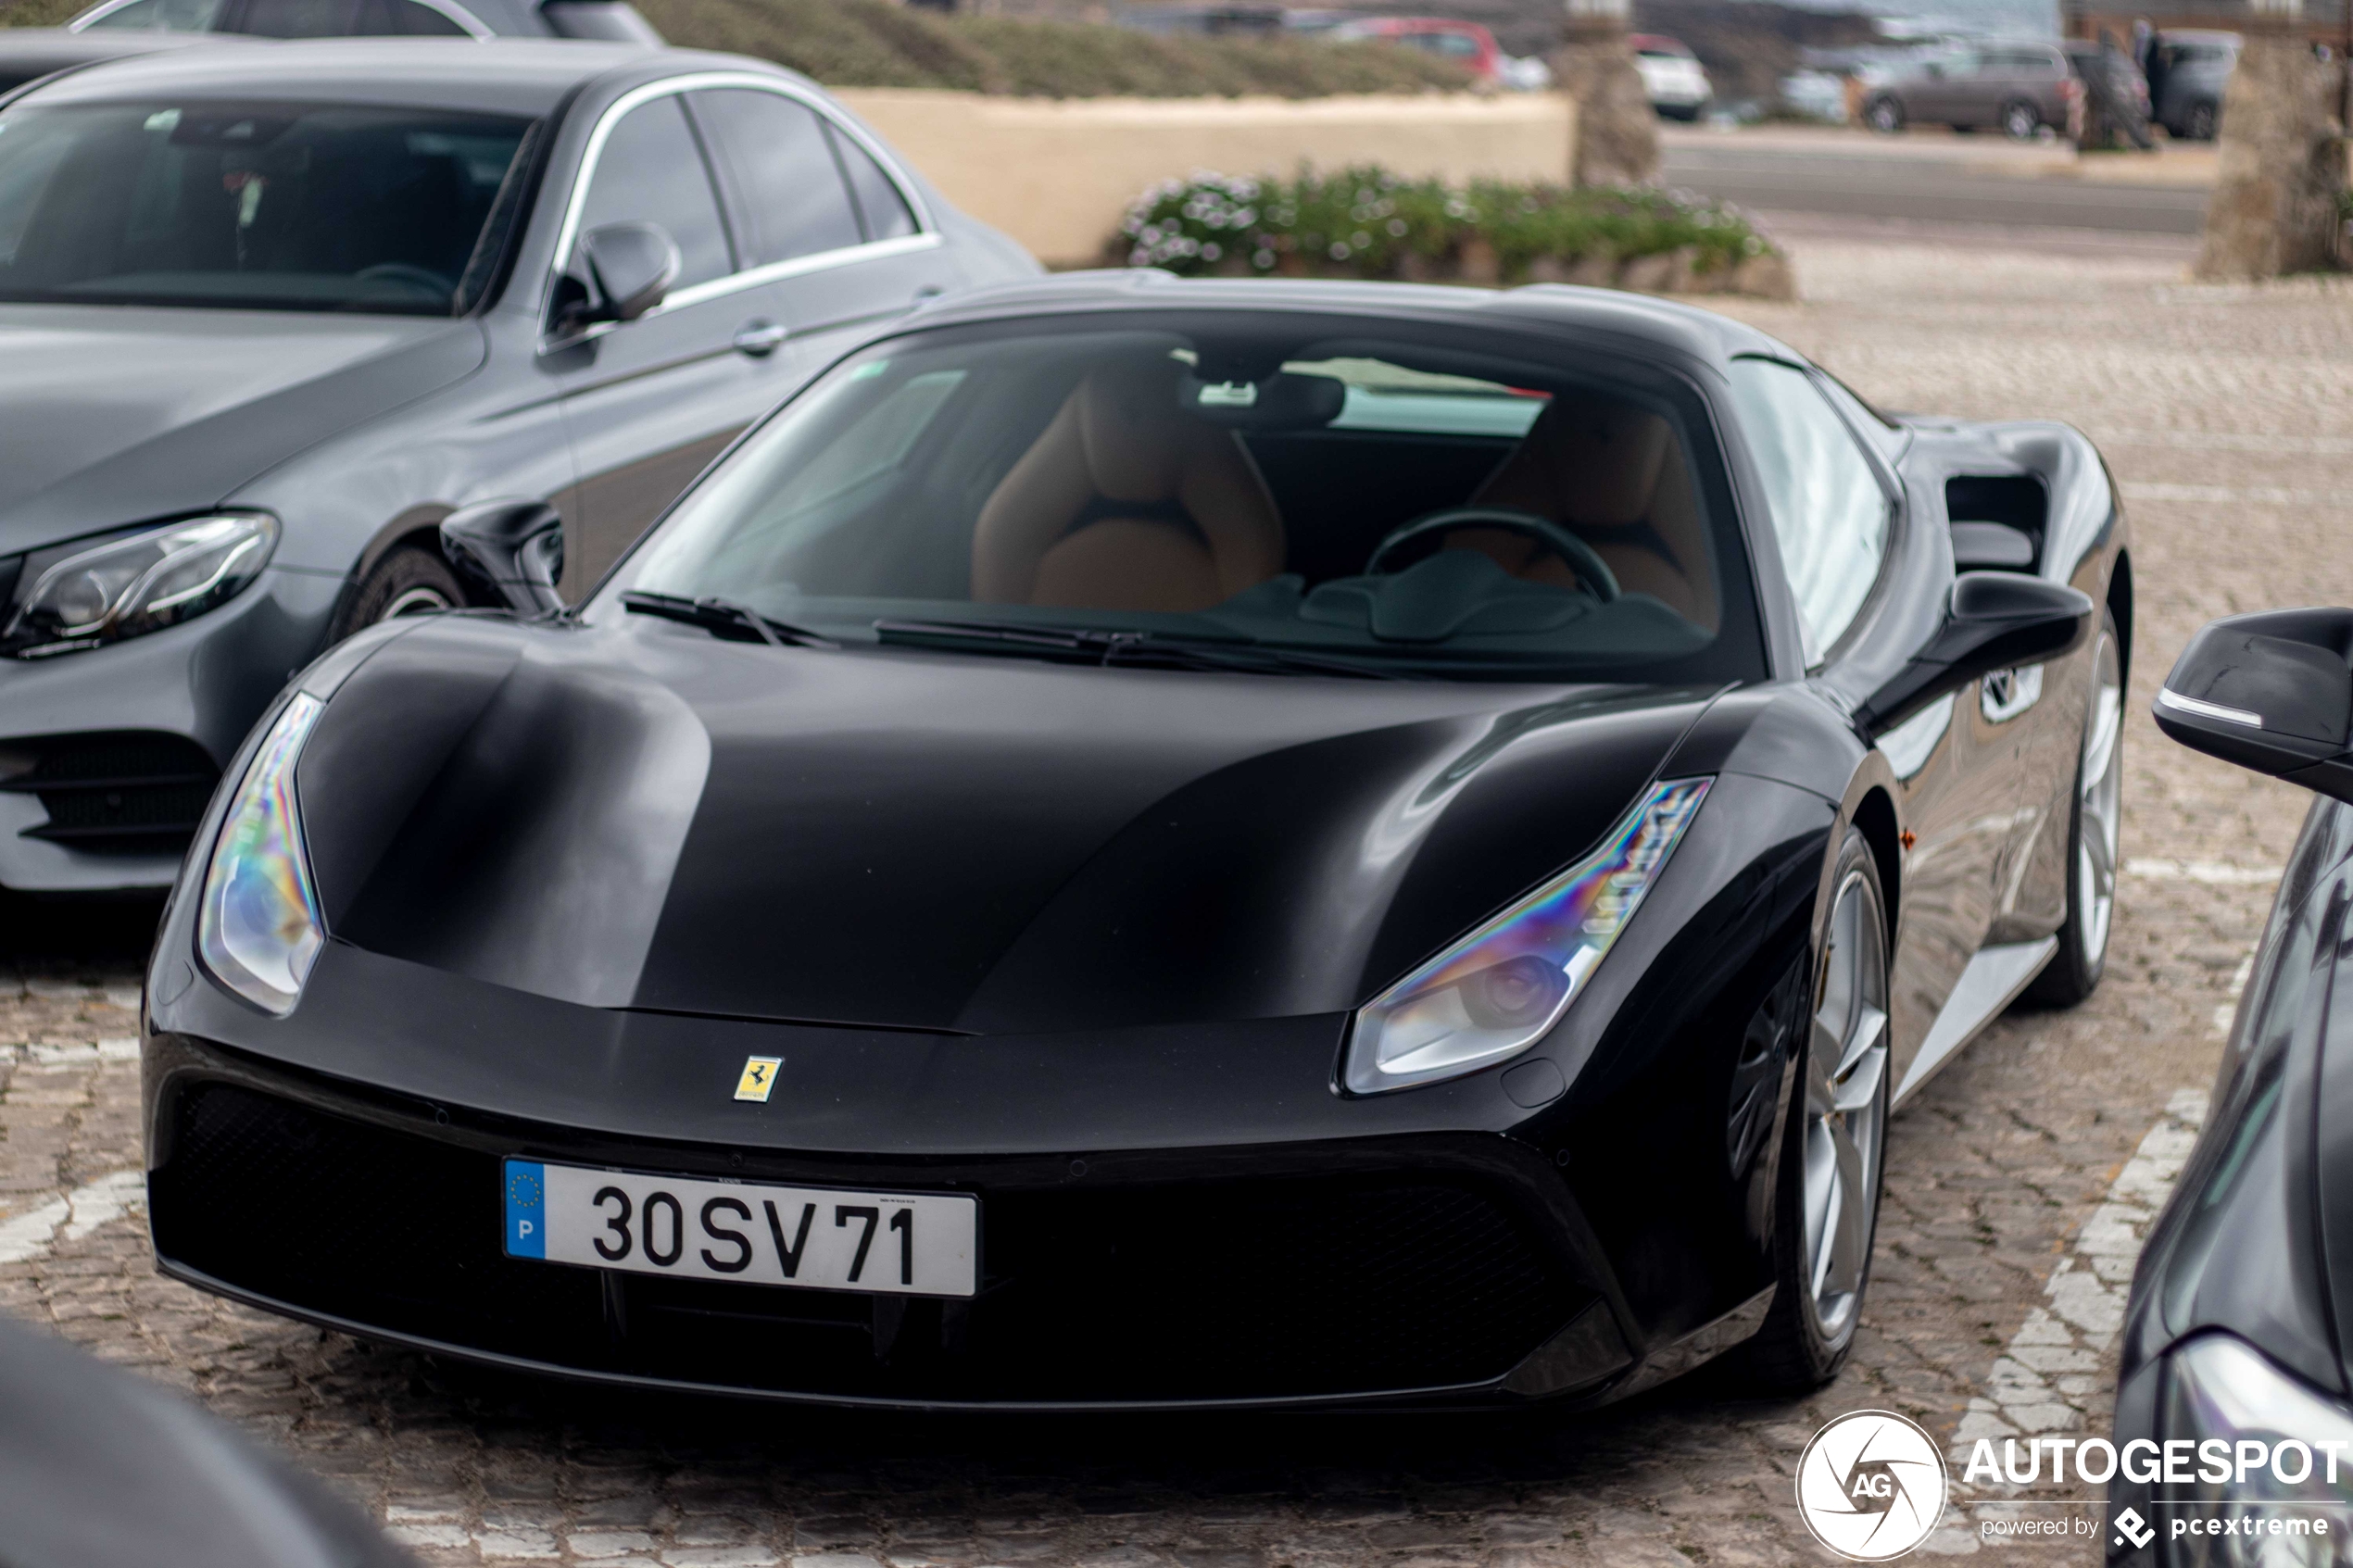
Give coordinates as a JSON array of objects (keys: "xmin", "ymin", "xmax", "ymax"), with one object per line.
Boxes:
[
  {"xmin": 1, "ymin": 732, "xmax": 219, "ymax": 854},
  {"xmin": 153, "ymin": 1083, "xmax": 1584, "ymax": 1403}
]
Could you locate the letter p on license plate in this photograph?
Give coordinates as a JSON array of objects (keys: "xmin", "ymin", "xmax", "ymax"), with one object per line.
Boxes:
[{"xmin": 503, "ymin": 1159, "xmax": 977, "ymax": 1298}]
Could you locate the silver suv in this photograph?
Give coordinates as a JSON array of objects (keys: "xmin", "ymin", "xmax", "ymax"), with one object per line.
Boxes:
[{"xmin": 1863, "ymin": 42, "xmax": 2081, "ymax": 140}]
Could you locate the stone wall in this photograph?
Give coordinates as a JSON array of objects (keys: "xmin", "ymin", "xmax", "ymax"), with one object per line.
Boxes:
[{"xmin": 831, "ymin": 89, "xmax": 1578, "ymax": 267}]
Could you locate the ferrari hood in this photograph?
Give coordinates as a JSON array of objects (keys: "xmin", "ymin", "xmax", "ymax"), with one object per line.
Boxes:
[
  {"xmin": 0, "ymin": 307, "xmax": 484, "ymax": 556},
  {"xmin": 296, "ymin": 617, "xmax": 1718, "ymax": 1035}
]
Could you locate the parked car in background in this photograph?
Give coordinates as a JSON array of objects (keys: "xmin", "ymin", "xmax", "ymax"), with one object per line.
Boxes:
[
  {"xmin": 1779, "ymin": 67, "xmax": 1848, "ymax": 123},
  {"xmin": 0, "ymin": 40, "xmax": 1035, "ymax": 897},
  {"xmin": 1630, "ymin": 33, "xmax": 1711, "ymax": 120},
  {"xmin": 2108, "ymin": 607, "xmax": 2353, "ymax": 1560},
  {"xmin": 67, "ymin": 0, "xmax": 660, "ymax": 44},
  {"xmin": 2147, "ymin": 28, "xmax": 2237, "ymax": 140},
  {"xmin": 0, "ymin": 25, "xmax": 236, "ymax": 95},
  {"xmin": 1329, "ymin": 16, "xmax": 1504, "ymax": 84},
  {"xmin": 1862, "ymin": 40, "xmax": 2081, "ymax": 139}
]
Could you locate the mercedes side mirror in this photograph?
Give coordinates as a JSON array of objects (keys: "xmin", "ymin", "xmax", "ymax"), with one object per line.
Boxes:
[
  {"xmin": 554, "ymin": 221, "xmax": 680, "ymax": 337},
  {"xmin": 441, "ymin": 499, "xmax": 565, "ymax": 616},
  {"xmin": 2154, "ymin": 608, "xmax": 2353, "ymax": 803},
  {"xmin": 1857, "ymin": 572, "xmax": 2094, "ymax": 730}
]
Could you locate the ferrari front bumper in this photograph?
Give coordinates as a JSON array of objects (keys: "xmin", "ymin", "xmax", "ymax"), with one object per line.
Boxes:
[{"xmin": 144, "ymin": 1033, "xmax": 1632, "ymax": 1411}]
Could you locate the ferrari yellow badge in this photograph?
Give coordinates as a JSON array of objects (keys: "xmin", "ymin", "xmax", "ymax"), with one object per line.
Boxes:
[{"xmin": 734, "ymin": 1056, "xmax": 783, "ymax": 1103}]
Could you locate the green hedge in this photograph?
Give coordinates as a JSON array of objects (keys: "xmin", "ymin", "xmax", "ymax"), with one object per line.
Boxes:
[{"xmin": 1117, "ymin": 167, "xmax": 1776, "ymax": 283}]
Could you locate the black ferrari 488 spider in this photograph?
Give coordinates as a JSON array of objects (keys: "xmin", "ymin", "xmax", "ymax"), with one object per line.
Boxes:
[{"xmin": 141, "ymin": 273, "xmax": 2130, "ymax": 1411}]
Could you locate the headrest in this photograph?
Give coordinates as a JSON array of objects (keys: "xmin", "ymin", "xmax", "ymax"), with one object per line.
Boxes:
[
  {"xmin": 1478, "ymin": 394, "xmax": 1671, "ymax": 529},
  {"xmin": 1076, "ymin": 355, "xmax": 1191, "ymax": 504}
]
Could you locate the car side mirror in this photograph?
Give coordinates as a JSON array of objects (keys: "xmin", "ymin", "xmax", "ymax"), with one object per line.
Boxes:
[
  {"xmin": 556, "ymin": 221, "xmax": 680, "ymax": 336},
  {"xmin": 2154, "ymin": 608, "xmax": 2353, "ymax": 803},
  {"xmin": 440, "ymin": 499, "xmax": 565, "ymax": 616},
  {"xmin": 1857, "ymin": 572, "xmax": 2094, "ymax": 731}
]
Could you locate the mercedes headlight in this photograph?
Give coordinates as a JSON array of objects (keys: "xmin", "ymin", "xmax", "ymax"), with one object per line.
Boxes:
[
  {"xmin": 5, "ymin": 513, "xmax": 278, "ymax": 658},
  {"xmin": 1343, "ymin": 777, "xmax": 1711, "ymax": 1096},
  {"xmin": 2159, "ymin": 1333, "xmax": 2353, "ymax": 1564},
  {"xmin": 196, "ymin": 693, "xmax": 326, "ymax": 1015}
]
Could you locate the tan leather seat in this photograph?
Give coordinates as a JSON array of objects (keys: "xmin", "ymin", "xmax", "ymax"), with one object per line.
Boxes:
[
  {"xmin": 973, "ymin": 356, "xmax": 1285, "ymax": 614},
  {"xmin": 1464, "ymin": 394, "xmax": 1718, "ymax": 628}
]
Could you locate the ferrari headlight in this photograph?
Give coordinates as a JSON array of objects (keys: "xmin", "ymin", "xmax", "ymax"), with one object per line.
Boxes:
[
  {"xmin": 2160, "ymin": 1333, "xmax": 2353, "ymax": 1564},
  {"xmin": 5, "ymin": 513, "xmax": 278, "ymax": 658},
  {"xmin": 196, "ymin": 693, "xmax": 326, "ymax": 1015},
  {"xmin": 1344, "ymin": 777, "xmax": 1711, "ymax": 1095}
]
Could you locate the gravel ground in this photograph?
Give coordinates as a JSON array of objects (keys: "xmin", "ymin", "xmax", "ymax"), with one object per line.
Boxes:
[{"xmin": 4, "ymin": 236, "xmax": 2349, "ymax": 1567}]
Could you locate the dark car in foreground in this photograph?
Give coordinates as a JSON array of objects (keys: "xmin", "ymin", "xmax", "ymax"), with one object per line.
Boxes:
[
  {"xmin": 0, "ymin": 39, "xmax": 1034, "ymax": 897},
  {"xmin": 1863, "ymin": 40, "xmax": 2082, "ymax": 139},
  {"xmin": 143, "ymin": 272, "xmax": 2129, "ymax": 1411},
  {"xmin": 0, "ymin": 1311, "xmax": 413, "ymax": 1567},
  {"xmin": 2108, "ymin": 608, "xmax": 2353, "ymax": 1561}
]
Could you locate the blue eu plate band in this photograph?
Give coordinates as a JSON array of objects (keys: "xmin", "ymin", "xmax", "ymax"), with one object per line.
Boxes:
[{"xmin": 504, "ymin": 1160, "xmax": 546, "ymax": 1259}]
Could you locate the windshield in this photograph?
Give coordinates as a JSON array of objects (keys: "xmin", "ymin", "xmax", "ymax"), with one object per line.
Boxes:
[
  {"xmin": 0, "ymin": 100, "xmax": 534, "ymax": 315},
  {"xmin": 609, "ymin": 312, "xmax": 1765, "ymax": 684}
]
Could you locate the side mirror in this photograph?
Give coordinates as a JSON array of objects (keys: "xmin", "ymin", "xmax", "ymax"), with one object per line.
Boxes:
[
  {"xmin": 556, "ymin": 221, "xmax": 680, "ymax": 336},
  {"xmin": 440, "ymin": 499, "xmax": 565, "ymax": 616},
  {"xmin": 1857, "ymin": 572, "xmax": 2094, "ymax": 731},
  {"xmin": 2154, "ymin": 608, "xmax": 2353, "ymax": 803}
]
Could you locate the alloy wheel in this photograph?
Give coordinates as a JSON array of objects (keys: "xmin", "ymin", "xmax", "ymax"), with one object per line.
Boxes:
[
  {"xmin": 380, "ymin": 584, "xmax": 456, "ymax": 621},
  {"xmin": 2003, "ymin": 102, "xmax": 2039, "ymax": 140},
  {"xmin": 1800, "ymin": 864, "xmax": 1890, "ymax": 1343},
  {"xmin": 2074, "ymin": 627, "xmax": 2124, "ymax": 966}
]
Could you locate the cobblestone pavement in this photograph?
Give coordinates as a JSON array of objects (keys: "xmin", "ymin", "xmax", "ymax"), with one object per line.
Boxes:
[{"xmin": 5, "ymin": 239, "xmax": 2351, "ymax": 1567}]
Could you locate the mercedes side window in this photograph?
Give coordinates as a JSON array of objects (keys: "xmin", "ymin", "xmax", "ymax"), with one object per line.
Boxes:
[
  {"xmin": 80, "ymin": 0, "xmax": 224, "ymax": 28},
  {"xmin": 1727, "ymin": 357, "xmax": 1892, "ymax": 663},
  {"xmin": 235, "ymin": 0, "xmax": 472, "ymax": 33},
  {"xmin": 826, "ymin": 123, "xmax": 919, "ymax": 243},
  {"xmin": 687, "ymin": 89, "xmax": 862, "ymax": 267},
  {"xmin": 574, "ymin": 94, "xmax": 734, "ymax": 292}
]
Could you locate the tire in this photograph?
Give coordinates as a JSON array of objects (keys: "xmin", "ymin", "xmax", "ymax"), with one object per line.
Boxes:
[
  {"xmin": 1864, "ymin": 95, "xmax": 1904, "ymax": 133},
  {"xmin": 2001, "ymin": 99, "xmax": 2042, "ymax": 140},
  {"xmin": 1739, "ymin": 827, "xmax": 1893, "ymax": 1392},
  {"xmin": 326, "ymin": 543, "xmax": 465, "ymax": 643},
  {"xmin": 2185, "ymin": 100, "xmax": 2218, "ymax": 141},
  {"xmin": 2026, "ymin": 609, "xmax": 2123, "ymax": 1007}
]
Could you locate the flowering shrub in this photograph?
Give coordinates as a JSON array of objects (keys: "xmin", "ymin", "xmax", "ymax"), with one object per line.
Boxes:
[{"xmin": 1117, "ymin": 167, "xmax": 1775, "ymax": 284}]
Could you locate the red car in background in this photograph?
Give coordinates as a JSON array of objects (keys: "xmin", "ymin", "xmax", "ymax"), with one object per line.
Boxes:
[{"xmin": 1328, "ymin": 15, "xmax": 1505, "ymax": 84}]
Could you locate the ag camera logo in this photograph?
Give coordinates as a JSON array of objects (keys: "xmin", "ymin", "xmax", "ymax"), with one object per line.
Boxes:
[{"xmin": 1796, "ymin": 1410, "xmax": 1950, "ymax": 1561}]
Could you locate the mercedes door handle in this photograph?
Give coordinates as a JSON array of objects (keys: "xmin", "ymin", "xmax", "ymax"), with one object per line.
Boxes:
[{"xmin": 733, "ymin": 320, "xmax": 788, "ymax": 358}]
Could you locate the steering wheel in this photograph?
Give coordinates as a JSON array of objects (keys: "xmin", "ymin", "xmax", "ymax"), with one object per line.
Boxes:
[
  {"xmin": 1365, "ymin": 507, "xmax": 1620, "ymax": 602},
  {"xmin": 353, "ymin": 262, "xmax": 455, "ymax": 298}
]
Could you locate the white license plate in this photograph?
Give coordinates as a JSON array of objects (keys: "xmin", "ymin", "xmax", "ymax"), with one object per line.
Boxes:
[{"xmin": 502, "ymin": 1160, "xmax": 977, "ymax": 1298}]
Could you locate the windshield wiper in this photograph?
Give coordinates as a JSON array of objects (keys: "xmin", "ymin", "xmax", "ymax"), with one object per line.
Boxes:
[
  {"xmin": 623, "ymin": 591, "xmax": 836, "ymax": 648},
  {"xmin": 872, "ymin": 618, "xmax": 1402, "ymax": 680}
]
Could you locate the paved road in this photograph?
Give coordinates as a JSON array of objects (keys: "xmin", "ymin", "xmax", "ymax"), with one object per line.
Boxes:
[
  {"xmin": 6, "ymin": 239, "xmax": 2353, "ymax": 1566},
  {"xmin": 1663, "ymin": 140, "xmax": 2211, "ymax": 236}
]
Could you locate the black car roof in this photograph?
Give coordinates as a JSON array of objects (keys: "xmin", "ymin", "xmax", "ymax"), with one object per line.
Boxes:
[
  {"xmin": 9, "ymin": 38, "xmax": 786, "ymax": 117},
  {"xmin": 906, "ymin": 270, "xmax": 1793, "ymax": 371}
]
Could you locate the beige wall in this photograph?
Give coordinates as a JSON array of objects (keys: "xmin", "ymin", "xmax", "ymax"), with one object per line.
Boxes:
[{"xmin": 833, "ymin": 89, "xmax": 1578, "ymax": 267}]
